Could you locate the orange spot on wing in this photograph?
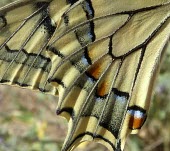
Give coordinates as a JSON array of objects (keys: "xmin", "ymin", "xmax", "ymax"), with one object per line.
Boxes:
[
  {"xmin": 97, "ymin": 81, "xmax": 109, "ymax": 97},
  {"xmin": 87, "ymin": 55, "xmax": 112, "ymax": 80},
  {"xmin": 87, "ymin": 64, "xmax": 102, "ymax": 79},
  {"xmin": 129, "ymin": 116, "xmax": 146, "ymax": 130}
]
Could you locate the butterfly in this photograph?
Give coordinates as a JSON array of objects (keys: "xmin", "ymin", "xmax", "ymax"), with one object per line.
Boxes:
[{"xmin": 0, "ymin": 0, "xmax": 170, "ymax": 150}]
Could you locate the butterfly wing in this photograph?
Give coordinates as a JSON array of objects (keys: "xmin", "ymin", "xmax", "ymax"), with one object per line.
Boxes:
[
  {"xmin": 0, "ymin": 0, "xmax": 58, "ymax": 94},
  {"xmin": 47, "ymin": 1, "xmax": 170, "ymax": 150},
  {"xmin": 0, "ymin": 1, "xmax": 170, "ymax": 151}
]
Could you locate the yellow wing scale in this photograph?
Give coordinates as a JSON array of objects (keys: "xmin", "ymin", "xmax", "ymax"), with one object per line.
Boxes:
[{"xmin": 0, "ymin": 1, "xmax": 170, "ymax": 151}]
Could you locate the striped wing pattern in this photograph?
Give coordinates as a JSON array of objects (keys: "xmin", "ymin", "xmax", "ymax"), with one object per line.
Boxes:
[
  {"xmin": 0, "ymin": 0, "xmax": 57, "ymax": 94},
  {"xmin": 0, "ymin": 0, "xmax": 170, "ymax": 151}
]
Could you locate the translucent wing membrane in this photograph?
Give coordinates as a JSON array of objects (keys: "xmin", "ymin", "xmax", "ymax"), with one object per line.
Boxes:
[{"xmin": 0, "ymin": 0, "xmax": 170, "ymax": 151}]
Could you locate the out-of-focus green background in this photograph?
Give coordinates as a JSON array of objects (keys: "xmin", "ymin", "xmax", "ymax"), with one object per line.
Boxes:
[{"xmin": 0, "ymin": 1, "xmax": 170, "ymax": 151}]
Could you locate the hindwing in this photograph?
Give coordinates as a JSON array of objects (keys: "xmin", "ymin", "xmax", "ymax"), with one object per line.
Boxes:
[{"xmin": 0, "ymin": 0, "xmax": 170, "ymax": 151}]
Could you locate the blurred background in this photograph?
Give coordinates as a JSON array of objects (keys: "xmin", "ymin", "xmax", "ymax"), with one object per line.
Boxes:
[{"xmin": 0, "ymin": 1, "xmax": 170, "ymax": 151}]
